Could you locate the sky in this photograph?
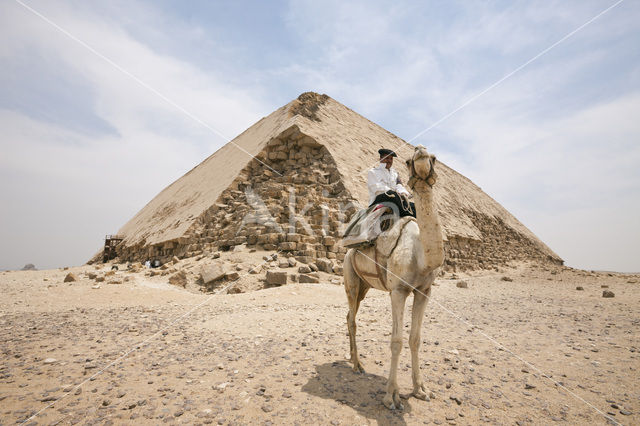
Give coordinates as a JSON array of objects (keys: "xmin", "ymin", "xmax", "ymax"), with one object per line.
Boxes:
[{"xmin": 0, "ymin": 0, "xmax": 638, "ymax": 272}]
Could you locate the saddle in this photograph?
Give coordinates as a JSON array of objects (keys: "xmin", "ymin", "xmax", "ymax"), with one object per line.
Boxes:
[{"xmin": 350, "ymin": 216, "xmax": 416, "ymax": 291}]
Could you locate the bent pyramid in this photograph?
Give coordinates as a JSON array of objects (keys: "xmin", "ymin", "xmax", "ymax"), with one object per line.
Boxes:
[{"xmin": 94, "ymin": 92, "xmax": 562, "ymax": 272}]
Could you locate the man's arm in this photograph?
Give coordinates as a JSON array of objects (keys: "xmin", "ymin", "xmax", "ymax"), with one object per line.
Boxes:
[{"xmin": 395, "ymin": 174, "xmax": 411, "ymax": 197}]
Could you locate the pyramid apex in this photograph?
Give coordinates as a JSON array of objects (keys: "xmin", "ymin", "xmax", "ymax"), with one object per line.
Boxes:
[{"xmin": 289, "ymin": 92, "xmax": 331, "ymax": 122}]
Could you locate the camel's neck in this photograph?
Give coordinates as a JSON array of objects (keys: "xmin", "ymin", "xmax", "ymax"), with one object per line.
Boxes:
[{"xmin": 412, "ymin": 179, "xmax": 444, "ymax": 271}]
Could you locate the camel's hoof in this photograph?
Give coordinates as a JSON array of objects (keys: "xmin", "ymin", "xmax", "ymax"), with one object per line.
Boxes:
[
  {"xmin": 413, "ymin": 388, "xmax": 429, "ymax": 401},
  {"xmin": 412, "ymin": 383, "xmax": 430, "ymax": 400},
  {"xmin": 352, "ymin": 362, "xmax": 366, "ymax": 374},
  {"xmin": 383, "ymin": 391, "xmax": 404, "ymax": 410}
]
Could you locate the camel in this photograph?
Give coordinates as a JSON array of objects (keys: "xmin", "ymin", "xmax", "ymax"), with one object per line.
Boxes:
[{"xmin": 343, "ymin": 145, "xmax": 444, "ymax": 410}]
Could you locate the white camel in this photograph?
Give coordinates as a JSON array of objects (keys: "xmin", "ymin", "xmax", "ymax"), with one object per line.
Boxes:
[{"xmin": 343, "ymin": 145, "xmax": 444, "ymax": 410}]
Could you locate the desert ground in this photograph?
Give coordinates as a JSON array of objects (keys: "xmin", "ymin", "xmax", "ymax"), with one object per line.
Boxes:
[{"xmin": 1, "ymin": 254, "xmax": 638, "ymax": 425}]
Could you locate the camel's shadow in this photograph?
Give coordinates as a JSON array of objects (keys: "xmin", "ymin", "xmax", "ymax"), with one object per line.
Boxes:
[{"xmin": 301, "ymin": 361, "xmax": 411, "ymax": 425}]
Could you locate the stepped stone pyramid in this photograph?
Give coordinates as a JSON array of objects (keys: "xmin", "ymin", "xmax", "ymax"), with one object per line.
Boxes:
[{"xmin": 94, "ymin": 92, "xmax": 562, "ymax": 272}]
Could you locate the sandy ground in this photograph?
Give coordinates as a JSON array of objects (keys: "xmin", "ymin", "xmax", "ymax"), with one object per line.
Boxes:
[{"xmin": 1, "ymin": 261, "xmax": 639, "ymax": 425}]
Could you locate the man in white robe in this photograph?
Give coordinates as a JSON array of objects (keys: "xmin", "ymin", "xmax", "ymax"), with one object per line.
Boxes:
[{"xmin": 367, "ymin": 148, "xmax": 415, "ymax": 218}]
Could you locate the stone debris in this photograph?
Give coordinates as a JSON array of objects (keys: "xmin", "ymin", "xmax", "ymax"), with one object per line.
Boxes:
[
  {"xmin": 168, "ymin": 271, "xmax": 187, "ymax": 288},
  {"xmin": 298, "ymin": 265, "xmax": 312, "ymax": 274},
  {"xmin": 200, "ymin": 265, "xmax": 226, "ymax": 284},
  {"xmin": 456, "ymin": 280, "xmax": 468, "ymax": 288},
  {"xmin": 602, "ymin": 290, "xmax": 615, "ymax": 298},
  {"xmin": 266, "ymin": 271, "xmax": 287, "ymax": 286},
  {"xmin": 298, "ymin": 274, "xmax": 319, "ymax": 284},
  {"xmin": 63, "ymin": 273, "xmax": 77, "ymax": 283}
]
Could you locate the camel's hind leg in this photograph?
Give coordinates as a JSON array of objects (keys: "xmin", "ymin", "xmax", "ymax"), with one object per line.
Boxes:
[{"xmin": 344, "ymin": 251, "xmax": 370, "ymax": 374}]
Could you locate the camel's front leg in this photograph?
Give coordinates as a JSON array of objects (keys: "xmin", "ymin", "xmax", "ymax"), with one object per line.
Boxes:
[
  {"xmin": 383, "ymin": 289, "xmax": 408, "ymax": 410},
  {"xmin": 410, "ymin": 286, "xmax": 431, "ymax": 400}
]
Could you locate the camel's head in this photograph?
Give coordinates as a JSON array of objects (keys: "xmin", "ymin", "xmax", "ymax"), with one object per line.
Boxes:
[{"xmin": 406, "ymin": 145, "xmax": 437, "ymax": 189}]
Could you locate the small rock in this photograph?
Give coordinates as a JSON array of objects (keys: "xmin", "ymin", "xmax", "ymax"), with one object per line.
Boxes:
[
  {"xmin": 501, "ymin": 276, "xmax": 513, "ymax": 282},
  {"xmin": 298, "ymin": 265, "xmax": 312, "ymax": 274},
  {"xmin": 456, "ymin": 281, "xmax": 468, "ymax": 288},
  {"xmin": 576, "ymin": 286, "xmax": 584, "ymax": 291},
  {"xmin": 278, "ymin": 259, "xmax": 290, "ymax": 268},
  {"xmin": 602, "ymin": 290, "xmax": 615, "ymax": 298},
  {"xmin": 43, "ymin": 358, "xmax": 57, "ymax": 364},
  {"xmin": 63, "ymin": 273, "xmax": 77, "ymax": 283},
  {"xmin": 288, "ymin": 257, "xmax": 297, "ymax": 267},
  {"xmin": 525, "ymin": 383, "xmax": 536, "ymax": 389},
  {"xmin": 225, "ymin": 272, "xmax": 240, "ymax": 281},
  {"xmin": 261, "ymin": 404, "xmax": 273, "ymax": 413}
]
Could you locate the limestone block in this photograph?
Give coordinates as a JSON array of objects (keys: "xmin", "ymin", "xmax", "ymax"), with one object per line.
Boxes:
[
  {"xmin": 316, "ymin": 258, "xmax": 334, "ymax": 273},
  {"xmin": 200, "ymin": 264, "xmax": 226, "ymax": 284},
  {"xmin": 279, "ymin": 242, "xmax": 297, "ymax": 251},
  {"xmin": 286, "ymin": 233, "xmax": 302, "ymax": 242},
  {"xmin": 278, "ymin": 259, "xmax": 290, "ymax": 268},
  {"xmin": 298, "ymin": 274, "xmax": 319, "ymax": 284},
  {"xmin": 298, "ymin": 265, "xmax": 312, "ymax": 274},
  {"xmin": 323, "ymin": 236, "xmax": 336, "ymax": 246},
  {"xmin": 266, "ymin": 271, "xmax": 287, "ymax": 286}
]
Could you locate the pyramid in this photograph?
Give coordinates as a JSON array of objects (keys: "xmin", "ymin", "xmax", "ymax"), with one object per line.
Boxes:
[{"xmin": 94, "ymin": 92, "xmax": 562, "ymax": 272}]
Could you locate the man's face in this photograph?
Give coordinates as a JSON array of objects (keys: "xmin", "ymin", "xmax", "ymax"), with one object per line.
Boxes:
[{"xmin": 380, "ymin": 155, "xmax": 393, "ymax": 169}]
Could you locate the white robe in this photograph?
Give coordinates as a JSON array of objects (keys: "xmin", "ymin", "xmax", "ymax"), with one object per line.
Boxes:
[{"xmin": 367, "ymin": 163, "xmax": 410, "ymax": 205}]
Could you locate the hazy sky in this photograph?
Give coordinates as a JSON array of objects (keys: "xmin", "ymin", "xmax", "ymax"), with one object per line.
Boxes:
[{"xmin": 1, "ymin": 0, "xmax": 638, "ymax": 272}]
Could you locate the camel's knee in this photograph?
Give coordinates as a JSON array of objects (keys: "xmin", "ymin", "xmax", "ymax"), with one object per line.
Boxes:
[{"xmin": 390, "ymin": 337, "xmax": 403, "ymax": 354}]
